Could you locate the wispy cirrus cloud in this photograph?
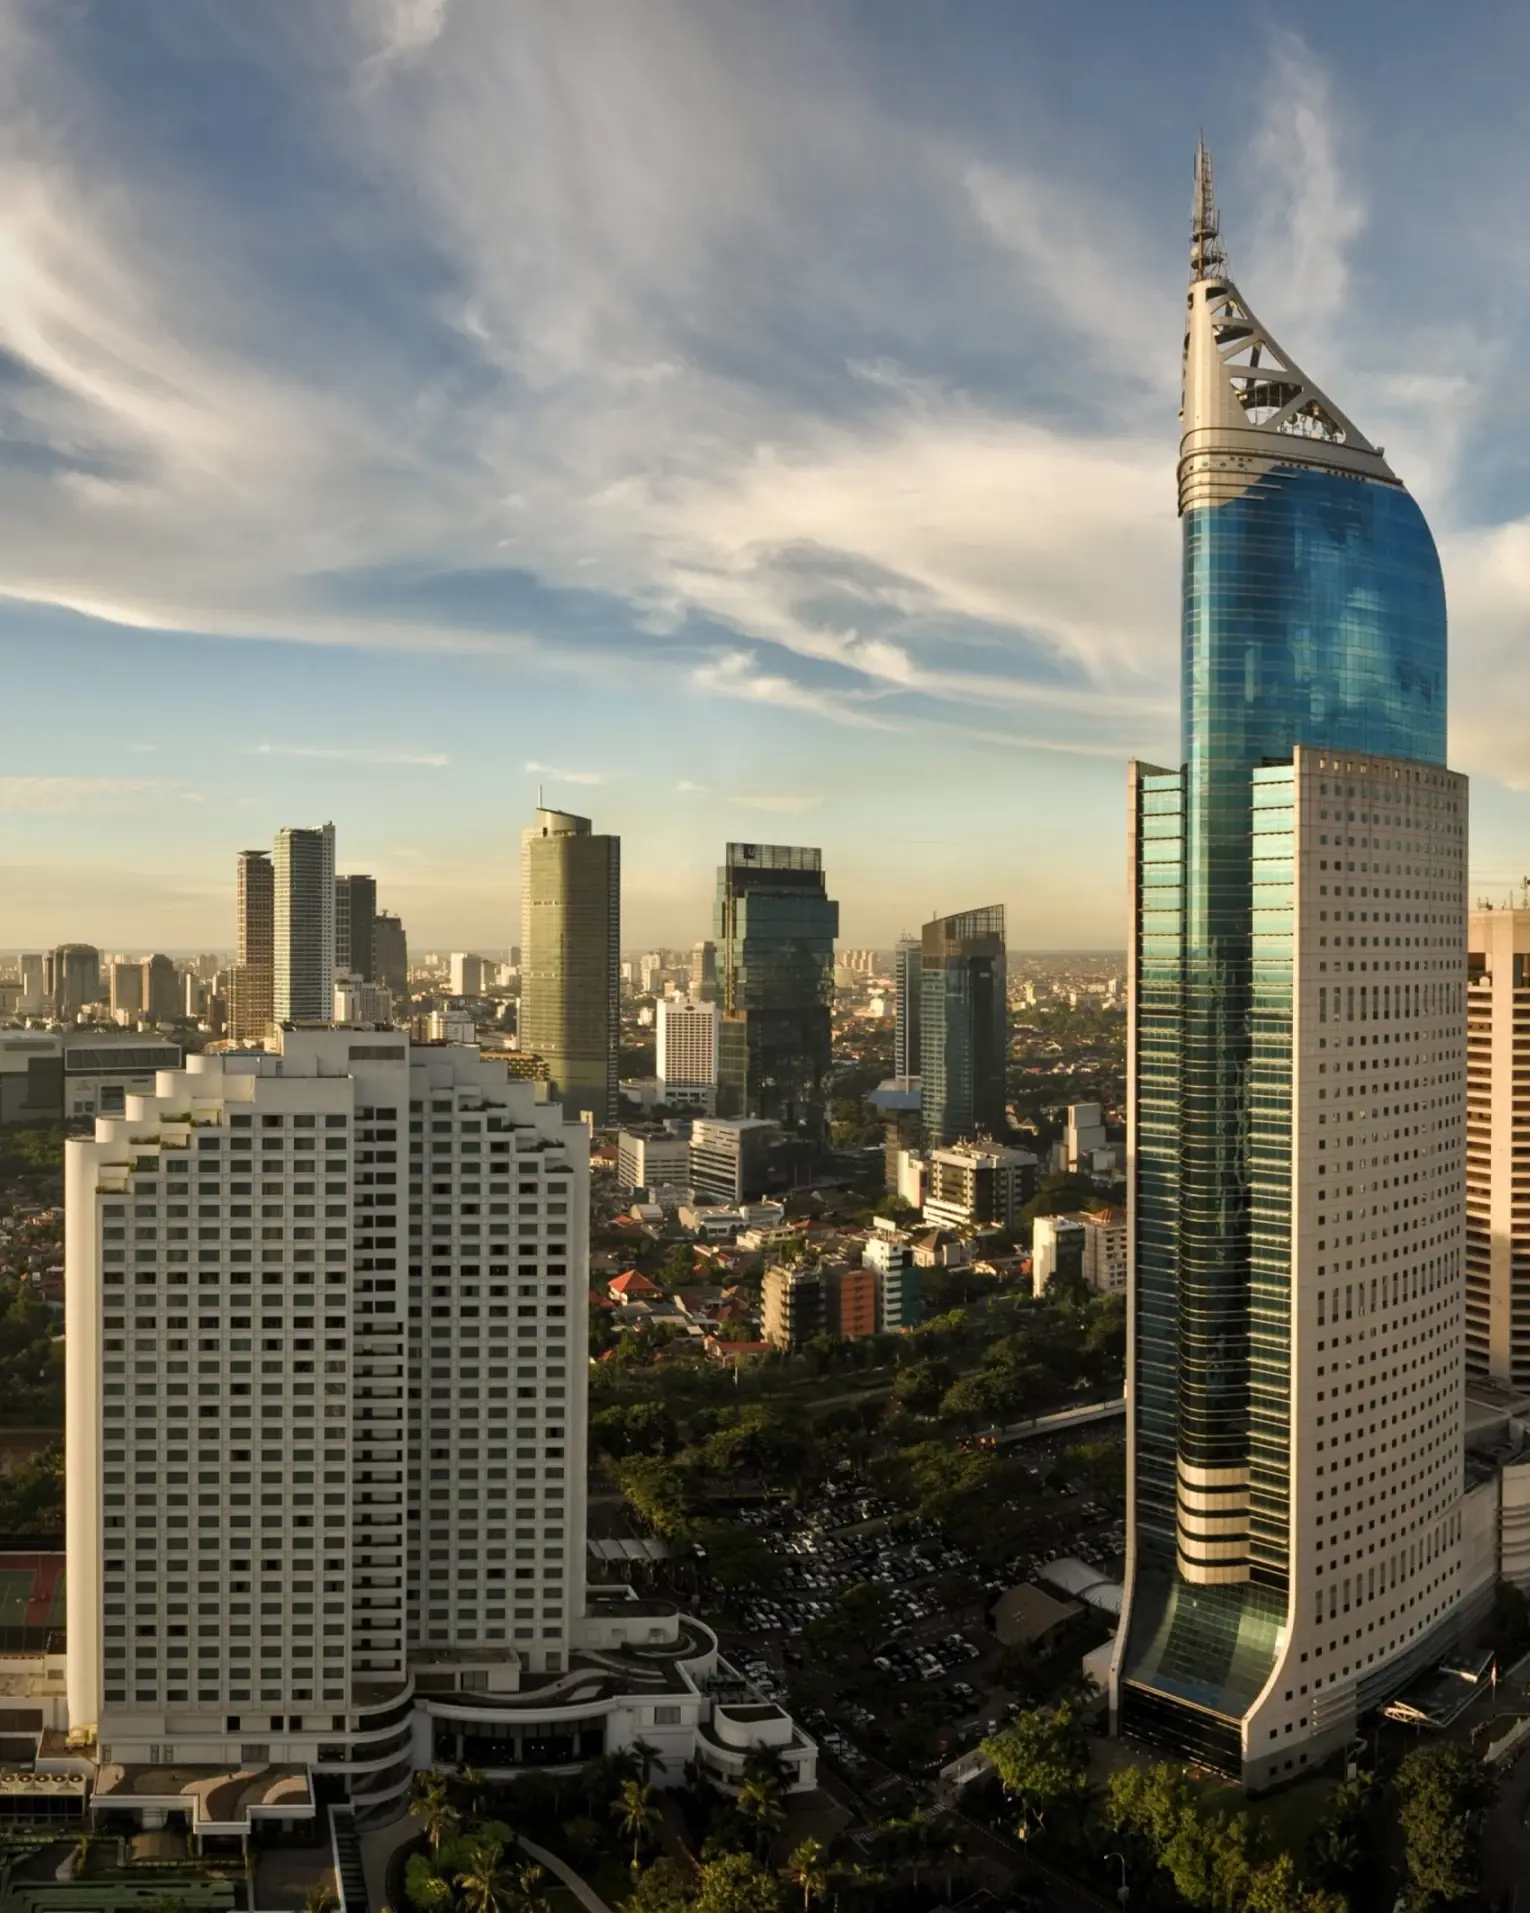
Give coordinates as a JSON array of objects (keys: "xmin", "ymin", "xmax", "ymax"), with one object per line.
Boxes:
[
  {"xmin": 525, "ymin": 760, "xmax": 603, "ymax": 786},
  {"xmin": 249, "ymin": 743, "xmax": 450, "ymax": 767},
  {"xmin": 0, "ymin": 777, "xmax": 201, "ymax": 813}
]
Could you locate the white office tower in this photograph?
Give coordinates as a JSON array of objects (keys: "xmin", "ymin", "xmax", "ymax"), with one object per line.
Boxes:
[
  {"xmin": 450, "ymin": 954, "xmax": 489, "ymax": 998},
  {"xmin": 65, "ymin": 1031, "xmax": 811, "ymax": 1828},
  {"xmin": 656, "ymin": 996, "xmax": 719, "ymax": 1113},
  {"xmin": 20, "ymin": 954, "xmax": 46, "ymax": 1016},
  {"xmin": 274, "ymin": 824, "xmax": 337, "ymax": 1024}
]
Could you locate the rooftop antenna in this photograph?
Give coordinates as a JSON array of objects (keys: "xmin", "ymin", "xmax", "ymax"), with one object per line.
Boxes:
[{"xmin": 1191, "ymin": 133, "xmax": 1227, "ymax": 284}]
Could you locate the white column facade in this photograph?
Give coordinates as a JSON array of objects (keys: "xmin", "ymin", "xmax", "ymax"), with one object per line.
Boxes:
[{"xmin": 1238, "ymin": 748, "xmax": 1480, "ymax": 1782}]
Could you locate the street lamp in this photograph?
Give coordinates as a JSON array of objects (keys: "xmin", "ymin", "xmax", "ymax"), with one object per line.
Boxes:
[{"xmin": 1106, "ymin": 1851, "xmax": 1129, "ymax": 1906}]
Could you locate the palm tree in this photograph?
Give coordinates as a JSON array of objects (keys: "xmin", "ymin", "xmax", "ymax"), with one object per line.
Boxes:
[
  {"xmin": 455, "ymin": 1836, "xmax": 520, "ymax": 1913},
  {"xmin": 303, "ymin": 1885, "xmax": 338, "ymax": 1913},
  {"xmin": 784, "ymin": 1835, "xmax": 828, "ymax": 1911},
  {"xmin": 736, "ymin": 1773, "xmax": 785, "ymax": 1861},
  {"xmin": 458, "ymin": 1763, "xmax": 490, "ymax": 1817},
  {"xmin": 610, "ymin": 1777, "xmax": 662, "ymax": 1870},
  {"xmin": 629, "ymin": 1735, "xmax": 668, "ymax": 1786},
  {"xmin": 513, "ymin": 1860, "xmax": 554, "ymax": 1913},
  {"xmin": 411, "ymin": 1767, "xmax": 461, "ymax": 1851}
]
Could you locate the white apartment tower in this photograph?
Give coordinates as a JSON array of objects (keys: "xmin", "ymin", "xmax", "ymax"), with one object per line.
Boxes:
[
  {"xmin": 1465, "ymin": 906, "xmax": 1530, "ymax": 1390},
  {"xmin": 656, "ymin": 996, "xmax": 720, "ymax": 1113},
  {"xmin": 66, "ymin": 1030, "xmax": 587, "ymax": 1810},
  {"xmin": 274, "ymin": 824, "xmax": 337, "ymax": 1024}
]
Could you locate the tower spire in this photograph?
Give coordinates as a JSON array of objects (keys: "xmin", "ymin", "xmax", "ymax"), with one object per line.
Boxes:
[{"xmin": 1190, "ymin": 134, "xmax": 1226, "ymax": 284}]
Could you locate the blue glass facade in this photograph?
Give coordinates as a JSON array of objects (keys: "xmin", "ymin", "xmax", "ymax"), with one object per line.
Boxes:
[{"xmin": 1120, "ymin": 456, "xmax": 1449, "ymax": 1760}]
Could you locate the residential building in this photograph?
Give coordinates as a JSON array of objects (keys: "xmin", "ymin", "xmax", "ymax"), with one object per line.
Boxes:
[
  {"xmin": 715, "ymin": 844, "xmax": 838, "ymax": 1133},
  {"xmin": 656, "ymin": 996, "xmax": 719, "ymax": 1113},
  {"xmin": 520, "ymin": 809, "xmax": 620, "ymax": 1126},
  {"xmin": 334, "ymin": 976, "xmax": 393, "ymax": 1025},
  {"xmin": 1079, "ymin": 1209, "xmax": 1128, "ymax": 1295},
  {"xmin": 335, "ymin": 874, "xmax": 378, "ymax": 984},
  {"xmin": 836, "ymin": 1264, "xmax": 878, "ymax": 1340},
  {"xmin": 230, "ymin": 849, "xmax": 275, "ymax": 1044},
  {"xmin": 1465, "ymin": 907, "xmax": 1530, "ymax": 1389},
  {"xmin": 450, "ymin": 953, "xmax": 491, "ymax": 998},
  {"xmin": 876, "ymin": 1258, "xmax": 922, "ymax": 1333},
  {"xmin": 762, "ymin": 1260, "xmax": 844, "ymax": 1353},
  {"xmin": 273, "ymin": 824, "xmax": 337, "ymax": 1025},
  {"xmin": 920, "ymin": 906, "xmax": 1007, "ymax": 1148},
  {"xmin": 374, "ymin": 913, "xmax": 409, "ymax": 1002},
  {"xmin": 141, "ymin": 954, "xmax": 181, "ymax": 1025},
  {"xmin": 689, "ymin": 1116, "xmax": 778, "ymax": 1205},
  {"xmin": 1112, "ymin": 145, "xmax": 1485, "ymax": 1789},
  {"xmin": 616, "ymin": 1128, "xmax": 693, "ymax": 1196},
  {"xmin": 51, "ymin": 944, "xmax": 102, "ymax": 1017},
  {"xmin": 923, "ymin": 1141, "xmax": 1037, "ymax": 1233},
  {"xmin": 1064, "ymin": 1102, "xmax": 1110, "ymax": 1172},
  {"xmin": 108, "ymin": 962, "xmax": 143, "ymax": 1019},
  {"xmin": 1031, "ymin": 1215, "xmax": 1085, "ymax": 1296},
  {"xmin": 893, "ymin": 934, "xmax": 923, "ymax": 1081}
]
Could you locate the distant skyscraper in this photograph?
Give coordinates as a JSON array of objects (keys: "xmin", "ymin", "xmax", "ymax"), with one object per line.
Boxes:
[
  {"xmin": 656, "ymin": 995, "xmax": 720, "ymax": 1112},
  {"xmin": 520, "ymin": 808, "xmax": 620, "ymax": 1125},
  {"xmin": 230, "ymin": 849, "xmax": 275, "ymax": 1043},
  {"xmin": 1464, "ymin": 907, "xmax": 1530, "ymax": 1391},
  {"xmin": 374, "ymin": 912, "xmax": 409, "ymax": 1001},
  {"xmin": 335, "ymin": 873, "xmax": 378, "ymax": 983},
  {"xmin": 51, "ymin": 944, "xmax": 102, "ymax": 1018},
  {"xmin": 893, "ymin": 934, "xmax": 923, "ymax": 1080},
  {"xmin": 273, "ymin": 824, "xmax": 336, "ymax": 1024},
  {"xmin": 691, "ymin": 939, "xmax": 718, "ymax": 1004},
  {"xmin": 919, "ymin": 906, "xmax": 1006, "ymax": 1148},
  {"xmin": 19, "ymin": 954, "xmax": 45, "ymax": 1016},
  {"xmin": 715, "ymin": 844, "xmax": 838, "ymax": 1133},
  {"xmin": 108, "ymin": 962, "xmax": 143, "ymax": 1019},
  {"xmin": 1112, "ymin": 144, "xmax": 1478, "ymax": 1788},
  {"xmin": 450, "ymin": 953, "xmax": 490, "ymax": 998},
  {"xmin": 140, "ymin": 955, "xmax": 180, "ymax": 1025}
]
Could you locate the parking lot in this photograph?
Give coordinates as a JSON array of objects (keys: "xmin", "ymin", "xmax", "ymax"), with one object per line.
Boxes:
[{"xmin": 700, "ymin": 1444, "xmax": 1126, "ymax": 1785}]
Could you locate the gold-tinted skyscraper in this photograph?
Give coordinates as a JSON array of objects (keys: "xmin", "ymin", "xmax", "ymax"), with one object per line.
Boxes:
[
  {"xmin": 229, "ymin": 849, "xmax": 274, "ymax": 1042},
  {"xmin": 520, "ymin": 808, "xmax": 619, "ymax": 1125}
]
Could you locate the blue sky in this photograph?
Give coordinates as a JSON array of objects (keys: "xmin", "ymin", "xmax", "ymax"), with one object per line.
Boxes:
[{"xmin": 5, "ymin": 0, "xmax": 1530, "ymax": 952}]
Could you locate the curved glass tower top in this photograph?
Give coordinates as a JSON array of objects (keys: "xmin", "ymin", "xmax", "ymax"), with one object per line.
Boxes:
[{"xmin": 1179, "ymin": 138, "xmax": 1446, "ymax": 768}]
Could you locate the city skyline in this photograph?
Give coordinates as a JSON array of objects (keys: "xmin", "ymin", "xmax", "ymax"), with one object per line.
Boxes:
[{"xmin": 7, "ymin": 7, "xmax": 1530, "ymax": 948}]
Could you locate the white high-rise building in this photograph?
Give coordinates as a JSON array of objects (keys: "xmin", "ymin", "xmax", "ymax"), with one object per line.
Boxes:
[
  {"xmin": 67, "ymin": 1032, "xmax": 585, "ymax": 1803},
  {"xmin": 274, "ymin": 824, "xmax": 336, "ymax": 1024},
  {"xmin": 1465, "ymin": 907, "xmax": 1530, "ymax": 1391},
  {"xmin": 656, "ymin": 996, "xmax": 719, "ymax": 1113},
  {"xmin": 450, "ymin": 953, "xmax": 490, "ymax": 998},
  {"xmin": 64, "ymin": 1031, "xmax": 813, "ymax": 1827}
]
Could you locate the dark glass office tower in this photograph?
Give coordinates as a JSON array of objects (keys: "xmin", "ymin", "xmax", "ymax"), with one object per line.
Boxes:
[
  {"xmin": 715, "ymin": 844, "xmax": 839, "ymax": 1133},
  {"xmin": 893, "ymin": 935, "xmax": 922, "ymax": 1081},
  {"xmin": 920, "ymin": 906, "xmax": 1007, "ymax": 1147},
  {"xmin": 335, "ymin": 873, "xmax": 378, "ymax": 981},
  {"xmin": 1112, "ymin": 145, "xmax": 1472, "ymax": 1788}
]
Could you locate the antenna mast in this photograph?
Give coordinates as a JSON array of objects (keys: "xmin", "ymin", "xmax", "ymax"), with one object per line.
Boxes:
[{"xmin": 1191, "ymin": 135, "xmax": 1227, "ymax": 284}]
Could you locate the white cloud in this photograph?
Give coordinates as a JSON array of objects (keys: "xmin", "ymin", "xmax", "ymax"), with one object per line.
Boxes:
[
  {"xmin": 524, "ymin": 760, "xmax": 603, "ymax": 786},
  {"xmin": 249, "ymin": 743, "xmax": 450, "ymax": 767},
  {"xmin": 0, "ymin": 777, "xmax": 200, "ymax": 813},
  {"xmin": 731, "ymin": 793, "xmax": 822, "ymax": 815}
]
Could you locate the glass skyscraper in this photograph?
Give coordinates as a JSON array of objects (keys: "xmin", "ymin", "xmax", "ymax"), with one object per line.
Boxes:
[
  {"xmin": 919, "ymin": 905, "xmax": 1007, "ymax": 1148},
  {"xmin": 1111, "ymin": 146, "xmax": 1480, "ymax": 1788},
  {"xmin": 715, "ymin": 844, "xmax": 838, "ymax": 1133}
]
